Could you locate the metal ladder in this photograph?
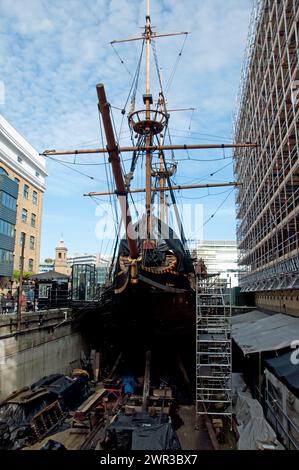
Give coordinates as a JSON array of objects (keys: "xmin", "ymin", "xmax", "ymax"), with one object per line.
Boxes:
[{"xmin": 195, "ymin": 274, "xmax": 232, "ymax": 426}]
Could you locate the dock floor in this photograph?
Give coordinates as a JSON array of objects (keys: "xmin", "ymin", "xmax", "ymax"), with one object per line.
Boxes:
[{"xmin": 176, "ymin": 405, "xmax": 214, "ymax": 450}]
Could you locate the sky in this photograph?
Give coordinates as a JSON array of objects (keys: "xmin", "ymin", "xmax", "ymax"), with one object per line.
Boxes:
[{"xmin": 0, "ymin": 0, "xmax": 252, "ymax": 261}]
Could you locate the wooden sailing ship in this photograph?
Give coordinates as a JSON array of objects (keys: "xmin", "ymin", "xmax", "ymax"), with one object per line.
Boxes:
[{"xmin": 43, "ymin": 1, "xmax": 256, "ymax": 341}]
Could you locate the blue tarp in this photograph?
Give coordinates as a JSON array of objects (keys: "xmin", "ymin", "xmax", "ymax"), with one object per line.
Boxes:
[
  {"xmin": 265, "ymin": 350, "xmax": 299, "ymax": 398},
  {"xmin": 121, "ymin": 375, "xmax": 137, "ymax": 395}
]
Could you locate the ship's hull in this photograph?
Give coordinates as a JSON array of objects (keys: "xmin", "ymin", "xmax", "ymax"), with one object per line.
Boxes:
[{"xmin": 100, "ymin": 285, "xmax": 195, "ymax": 361}]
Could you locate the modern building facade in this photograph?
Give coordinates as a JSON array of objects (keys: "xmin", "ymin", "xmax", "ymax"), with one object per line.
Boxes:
[
  {"xmin": 39, "ymin": 260, "xmax": 55, "ymax": 273},
  {"xmin": 96, "ymin": 266, "xmax": 109, "ymax": 285},
  {"xmin": 0, "ymin": 115, "xmax": 47, "ymax": 275},
  {"xmin": 68, "ymin": 253, "xmax": 111, "ymax": 286},
  {"xmin": 234, "ymin": 0, "xmax": 299, "ymax": 314},
  {"xmin": 67, "ymin": 253, "xmax": 97, "ymax": 266},
  {"xmin": 195, "ymin": 240, "xmax": 239, "ymax": 287},
  {"xmin": 0, "ymin": 172, "xmax": 18, "ymax": 279}
]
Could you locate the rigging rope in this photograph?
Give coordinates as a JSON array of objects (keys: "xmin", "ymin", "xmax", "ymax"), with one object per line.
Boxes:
[
  {"xmin": 151, "ymin": 39, "xmax": 164, "ymax": 97},
  {"xmin": 110, "ymin": 99, "xmax": 140, "ymax": 221},
  {"xmin": 175, "ymin": 156, "xmax": 233, "ymax": 163},
  {"xmin": 165, "ymin": 33, "xmax": 188, "ymax": 95},
  {"xmin": 202, "ymin": 188, "xmax": 235, "ymax": 228},
  {"xmin": 47, "ymin": 156, "xmax": 132, "ymax": 166},
  {"xmin": 159, "ymin": 147, "xmax": 189, "ymax": 249},
  {"xmin": 117, "ymin": 39, "xmax": 145, "ymax": 114},
  {"xmin": 47, "ymin": 155, "xmax": 105, "ymax": 182},
  {"xmin": 180, "ymin": 187, "xmax": 233, "ymax": 200},
  {"xmin": 169, "ymin": 127, "xmax": 234, "ymax": 142},
  {"xmin": 129, "ymin": 39, "xmax": 145, "ymax": 113},
  {"xmin": 98, "ymin": 108, "xmax": 120, "ymax": 239},
  {"xmin": 147, "ymin": 37, "xmax": 189, "ymax": 248},
  {"xmin": 188, "ymin": 109, "xmax": 194, "ymax": 131},
  {"xmin": 110, "ymin": 43, "xmax": 132, "ymax": 78}
]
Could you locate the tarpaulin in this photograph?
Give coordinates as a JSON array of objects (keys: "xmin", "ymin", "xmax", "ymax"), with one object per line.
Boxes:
[
  {"xmin": 105, "ymin": 411, "xmax": 181, "ymax": 451},
  {"xmin": 234, "ymin": 391, "xmax": 283, "ymax": 450},
  {"xmin": 232, "ymin": 312, "xmax": 299, "ymax": 354},
  {"xmin": 265, "ymin": 351, "xmax": 299, "ymax": 398}
]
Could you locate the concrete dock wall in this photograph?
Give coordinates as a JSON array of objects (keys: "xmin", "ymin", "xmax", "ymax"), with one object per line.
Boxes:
[{"xmin": 0, "ymin": 309, "xmax": 84, "ymax": 400}]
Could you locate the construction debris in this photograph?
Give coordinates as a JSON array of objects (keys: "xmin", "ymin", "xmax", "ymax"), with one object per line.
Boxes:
[{"xmin": 0, "ymin": 373, "xmax": 90, "ymax": 450}]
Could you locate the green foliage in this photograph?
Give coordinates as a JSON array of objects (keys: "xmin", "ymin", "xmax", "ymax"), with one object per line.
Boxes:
[{"xmin": 13, "ymin": 271, "xmax": 34, "ymax": 280}]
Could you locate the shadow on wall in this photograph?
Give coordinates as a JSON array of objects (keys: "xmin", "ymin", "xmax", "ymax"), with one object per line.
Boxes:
[{"xmin": 0, "ymin": 325, "xmax": 83, "ymax": 400}]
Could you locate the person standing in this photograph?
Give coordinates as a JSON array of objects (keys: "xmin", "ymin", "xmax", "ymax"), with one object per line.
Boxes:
[
  {"xmin": 20, "ymin": 291, "xmax": 27, "ymax": 312},
  {"xmin": 0, "ymin": 294, "xmax": 5, "ymax": 314},
  {"xmin": 27, "ymin": 287, "xmax": 35, "ymax": 312},
  {"xmin": 5, "ymin": 290, "xmax": 14, "ymax": 313}
]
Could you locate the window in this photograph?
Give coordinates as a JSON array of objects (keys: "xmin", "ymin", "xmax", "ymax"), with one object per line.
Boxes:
[
  {"xmin": 39, "ymin": 284, "xmax": 51, "ymax": 299},
  {"xmin": 32, "ymin": 191, "xmax": 37, "ymax": 204},
  {"xmin": 0, "ymin": 167, "xmax": 8, "ymax": 175},
  {"xmin": 23, "ymin": 184, "xmax": 29, "ymax": 199},
  {"xmin": 30, "ymin": 235, "xmax": 35, "ymax": 250},
  {"xmin": 0, "ymin": 248, "xmax": 13, "ymax": 263},
  {"xmin": 19, "ymin": 232, "xmax": 25, "ymax": 246},
  {"xmin": 22, "ymin": 208, "xmax": 27, "ymax": 223},
  {"xmin": 35, "ymin": 171, "xmax": 40, "ymax": 177},
  {"xmin": 0, "ymin": 219, "xmax": 14, "ymax": 237},
  {"xmin": 0, "ymin": 191, "xmax": 16, "ymax": 210},
  {"xmin": 31, "ymin": 213, "xmax": 36, "ymax": 227},
  {"xmin": 28, "ymin": 258, "xmax": 34, "ymax": 272},
  {"xmin": 17, "ymin": 156, "xmax": 23, "ymax": 163},
  {"xmin": 14, "ymin": 178, "xmax": 20, "ymax": 193},
  {"xmin": 58, "ymin": 252, "xmax": 62, "ymax": 259}
]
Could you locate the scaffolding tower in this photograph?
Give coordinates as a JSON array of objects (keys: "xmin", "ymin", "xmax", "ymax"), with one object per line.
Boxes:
[{"xmin": 196, "ymin": 274, "xmax": 232, "ymax": 424}]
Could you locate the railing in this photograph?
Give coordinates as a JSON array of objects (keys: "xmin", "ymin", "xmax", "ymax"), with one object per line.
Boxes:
[
  {"xmin": 239, "ymin": 253, "xmax": 299, "ymax": 289},
  {"xmin": 0, "ymin": 298, "xmax": 17, "ymax": 314},
  {"xmin": 71, "ymin": 285, "xmax": 103, "ymax": 302},
  {"xmin": 0, "ymin": 288, "xmax": 71, "ymax": 314},
  {"xmin": 264, "ymin": 388, "xmax": 299, "ymax": 450}
]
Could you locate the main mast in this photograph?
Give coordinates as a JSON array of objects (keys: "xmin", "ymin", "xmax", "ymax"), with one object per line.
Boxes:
[
  {"xmin": 42, "ymin": 0, "xmax": 258, "ymax": 272},
  {"xmin": 145, "ymin": 0, "xmax": 153, "ymax": 239}
]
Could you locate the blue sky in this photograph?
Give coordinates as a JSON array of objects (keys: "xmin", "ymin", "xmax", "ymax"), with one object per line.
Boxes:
[{"xmin": 0, "ymin": 0, "xmax": 252, "ymax": 261}]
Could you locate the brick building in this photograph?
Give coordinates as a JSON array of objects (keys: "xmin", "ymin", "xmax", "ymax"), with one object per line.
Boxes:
[{"xmin": 0, "ymin": 115, "xmax": 47, "ymax": 279}]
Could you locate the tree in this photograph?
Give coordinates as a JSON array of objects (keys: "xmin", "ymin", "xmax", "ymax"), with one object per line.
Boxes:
[{"xmin": 13, "ymin": 271, "xmax": 33, "ymax": 281}]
